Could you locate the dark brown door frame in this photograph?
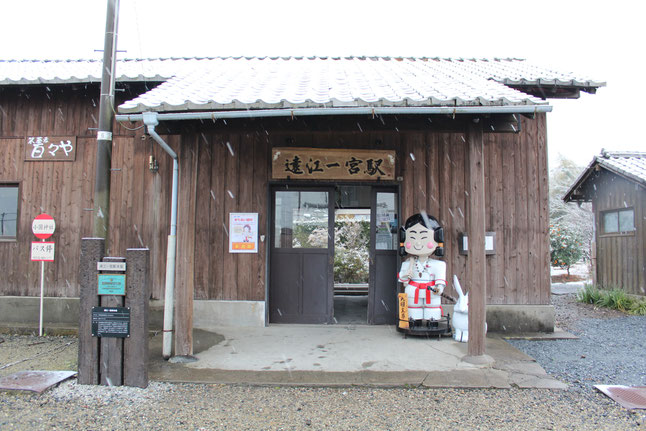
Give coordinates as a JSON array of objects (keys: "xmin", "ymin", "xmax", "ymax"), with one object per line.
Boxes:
[{"xmin": 267, "ymin": 181, "xmax": 400, "ymax": 325}]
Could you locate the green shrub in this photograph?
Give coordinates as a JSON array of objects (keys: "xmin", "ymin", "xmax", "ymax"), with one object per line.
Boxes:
[
  {"xmin": 630, "ymin": 300, "xmax": 646, "ymax": 316},
  {"xmin": 577, "ymin": 284, "xmax": 602, "ymax": 304},
  {"xmin": 577, "ymin": 284, "xmax": 646, "ymax": 315}
]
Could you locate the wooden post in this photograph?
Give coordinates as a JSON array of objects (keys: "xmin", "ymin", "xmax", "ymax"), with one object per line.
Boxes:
[
  {"xmin": 124, "ymin": 248, "xmax": 150, "ymax": 388},
  {"xmin": 466, "ymin": 121, "xmax": 487, "ymax": 357},
  {"xmin": 100, "ymin": 256, "xmax": 125, "ymax": 386},
  {"xmin": 93, "ymin": 0, "xmax": 119, "ymax": 242},
  {"xmin": 78, "ymin": 238, "xmax": 104, "ymax": 385}
]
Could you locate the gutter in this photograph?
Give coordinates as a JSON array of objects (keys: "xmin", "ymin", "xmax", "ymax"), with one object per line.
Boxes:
[
  {"xmin": 116, "ymin": 104, "xmax": 552, "ymax": 123},
  {"xmin": 142, "ymin": 111, "xmax": 178, "ymax": 360}
]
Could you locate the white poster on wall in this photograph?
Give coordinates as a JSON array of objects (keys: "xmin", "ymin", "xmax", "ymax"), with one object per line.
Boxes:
[{"xmin": 229, "ymin": 213, "xmax": 258, "ymax": 253}]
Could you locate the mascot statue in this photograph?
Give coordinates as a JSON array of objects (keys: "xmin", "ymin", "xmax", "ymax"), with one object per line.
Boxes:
[{"xmin": 397, "ymin": 213, "xmax": 452, "ymax": 337}]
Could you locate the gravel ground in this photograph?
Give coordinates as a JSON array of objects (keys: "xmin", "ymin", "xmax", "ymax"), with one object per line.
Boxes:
[
  {"xmin": 1, "ymin": 292, "xmax": 645, "ymax": 430},
  {"xmin": 510, "ymin": 294, "xmax": 646, "ymax": 393}
]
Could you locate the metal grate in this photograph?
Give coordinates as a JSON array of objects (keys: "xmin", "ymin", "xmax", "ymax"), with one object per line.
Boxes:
[{"xmin": 595, "ymin": 385, "xmax": 646, "ymax": 410}]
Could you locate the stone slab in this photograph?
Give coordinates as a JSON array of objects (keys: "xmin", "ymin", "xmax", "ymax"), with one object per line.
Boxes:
[{"xmin": 0, "ymin": 370, "xmax": 76, "ymax": 393}]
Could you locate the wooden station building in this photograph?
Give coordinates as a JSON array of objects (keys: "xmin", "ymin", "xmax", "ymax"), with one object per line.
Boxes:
[
  {"xmin": 564, "ymin": 151, "xmax": 646, "ymax": 296},
  {"xmin": 0, "ymin": 57, "xmax": 603, "ymax": 356}
]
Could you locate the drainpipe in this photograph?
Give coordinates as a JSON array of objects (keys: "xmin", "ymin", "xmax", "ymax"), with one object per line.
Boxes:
[{"xmin": 142, "ymin": 111, "xmax": 178, "ymax": 360}]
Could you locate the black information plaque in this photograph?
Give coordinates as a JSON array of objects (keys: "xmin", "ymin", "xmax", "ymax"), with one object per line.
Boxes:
[{"xmin": 91, "ymin": 307, "xmax": 130, "ymax": 338}]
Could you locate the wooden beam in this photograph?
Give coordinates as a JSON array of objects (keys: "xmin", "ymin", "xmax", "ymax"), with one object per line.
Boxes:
[{"xmin": 466, "ymin": 121, "xmax": 487, "ymax": 357}]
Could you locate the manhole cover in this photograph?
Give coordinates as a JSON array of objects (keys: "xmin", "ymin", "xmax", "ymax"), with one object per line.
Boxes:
[
  {"xmin": 0, "ymin": 370, "xmax": 76, "ymax": 394},
  {"xmin": 595, "ymin": 385, "xmax": 646, "ymax": 410}
]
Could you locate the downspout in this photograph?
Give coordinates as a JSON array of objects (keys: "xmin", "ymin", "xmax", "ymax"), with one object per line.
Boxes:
[{"xmin": 142, "ymin": 111, "xmax": 178, "ymax": 360}]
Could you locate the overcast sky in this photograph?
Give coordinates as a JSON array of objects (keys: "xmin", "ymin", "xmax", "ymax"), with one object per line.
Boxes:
[{"xmin": 3, "ymin": 0, "xmax": 644, "ymax": 169}]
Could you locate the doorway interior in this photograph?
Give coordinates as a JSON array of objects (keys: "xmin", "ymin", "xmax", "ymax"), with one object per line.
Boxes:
[
  {"xmin": 333, "ymin": 186, "xmax": 371, "ymax": 324},
  {"xmin": 269, "ymin": 184, "xmax": 399, "ymax": 325}
]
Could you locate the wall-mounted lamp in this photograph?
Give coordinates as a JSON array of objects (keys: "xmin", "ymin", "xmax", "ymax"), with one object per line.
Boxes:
[{"xmin": 149, "ymin": 155, "xmax": 159, "ymax": 173}]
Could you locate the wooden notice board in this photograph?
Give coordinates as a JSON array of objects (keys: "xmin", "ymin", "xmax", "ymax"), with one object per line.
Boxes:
[{"xmin": 272, "ymin": 147, "xmax": 395, "ymax": 181}]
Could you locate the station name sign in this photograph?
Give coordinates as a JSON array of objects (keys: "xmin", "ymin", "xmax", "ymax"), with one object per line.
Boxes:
[
  {"xmin": 25, "ymin": 136, "xmax": 77, "ymax": 161},
  {"xmin": 272, "ymin": 147, "xmax": 396, "ymax": 181}
]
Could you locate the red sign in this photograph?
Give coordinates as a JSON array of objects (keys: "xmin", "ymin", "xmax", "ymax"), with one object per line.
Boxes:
[{"xmin": 32, "ymin": 214, "xmax": 55, "ymax": 240}]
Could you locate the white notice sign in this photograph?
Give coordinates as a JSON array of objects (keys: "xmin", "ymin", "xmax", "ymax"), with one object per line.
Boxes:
[
  {"xmin": 31, "ymin": 242, "xmax": 55, "ymax": 261},
  {"xmin": 97, "ymin": 262, "xmax": 127, "ymax": 272}
]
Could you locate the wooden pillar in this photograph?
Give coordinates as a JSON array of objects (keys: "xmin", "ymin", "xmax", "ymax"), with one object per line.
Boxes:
[
  {"xmin": 466, "ymin": 121, "xmax": 487, "ymax": 357},
  {"xmin": 174, "ymin": 137, "xmax": 198, "ymax": 356},
  {"xmin": 78, "ymin": 238, "xmax": 104, "ymax": 385},
  {"xmin": 124, "ymin": 247, "xmax": 150, "ymax": 388}
]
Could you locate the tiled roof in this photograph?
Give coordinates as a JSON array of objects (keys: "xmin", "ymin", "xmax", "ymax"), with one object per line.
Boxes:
[
  {"xmin": 597, "ymin": 151, "xmax": 646, "ymax": 184},
  {"xmin": 0, "ymin": 58, "xmax": 199, "ymax": 84},
  {"xmin": 0, "ymin": 57, "xmax": 605, "ymax": 113},
  {"xmin": 564, "ymin": 151, "xmax": 646, "ymax": 202}
]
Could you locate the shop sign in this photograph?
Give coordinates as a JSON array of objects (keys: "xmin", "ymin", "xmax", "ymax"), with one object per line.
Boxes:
[
  {"xmin": 272, "ymin": 148, "xmax": 395, "ymax": 181},
  {"xmin": 25, "ymin": 136, "xmax": 77, "ymax": 161}
]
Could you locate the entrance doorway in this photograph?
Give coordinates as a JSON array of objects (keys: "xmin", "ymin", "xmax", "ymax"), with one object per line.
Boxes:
[{"xmin": 269, "ymin": 185, "xmax": 398, "ymax": 325}]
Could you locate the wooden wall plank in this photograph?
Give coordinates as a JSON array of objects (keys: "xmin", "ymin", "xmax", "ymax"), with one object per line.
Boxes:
[
  {"xmin": 525, "ymin": 117, "xmax": 541, "ymax": 305},
  {"xmin": 236, "ymin": 133, "xmax": 255, "ymax": 300},
  {"xmin": 210, "ymin": 134, "xmax": 227, "ymax": 300},
  {"xmin": 194, "ymin": 135, "xmax": 212, "ymax": 300},
  {"xmin": 222, "ymin": 134, "xmax": 240, "ymax": 300},
  {"xmin": 252, "ymin": 133, "xmax": 269, "ymax": 301},
  {"xmin": 426, "ymin": 133, "xmax": 440, "ymax": 218},
  {"xmin": 514, "ymin": 126, "xmax": 529, "ymax": 305},
  {"xmin": 536, "ymin": 113, "xmax": 551, "ymax": 304},
  {"xmin": 487, "ymin": 132, "xmax": 505, "ymax": 304}
]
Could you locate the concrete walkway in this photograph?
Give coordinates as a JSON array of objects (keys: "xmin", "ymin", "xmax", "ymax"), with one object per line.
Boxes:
[{"xmin": 148, "ymin": 325, "xmax": 567, "ymax": 389}]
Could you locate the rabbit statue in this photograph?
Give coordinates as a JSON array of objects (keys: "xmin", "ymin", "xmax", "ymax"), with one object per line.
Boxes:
[{"xmin": 451, "ymin": 275, "xmax": 487, "ymax": 342}]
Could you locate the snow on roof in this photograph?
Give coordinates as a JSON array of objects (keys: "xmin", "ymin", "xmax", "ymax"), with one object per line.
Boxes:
[
  {"xmin": 0, "ymin": 56, "xmax": 605, "ymax": 113},
  {"xmin": 597, "ymin": 151, "xmax": 646, "ymax": 184},
  {"xmin": 564, "ymin": 151, "xmax": 646, "ymax": 202}
]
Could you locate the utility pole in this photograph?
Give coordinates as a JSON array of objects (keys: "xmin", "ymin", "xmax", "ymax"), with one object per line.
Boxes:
[{"xmin": 93, "ymin": 0, "xmax": 120, "ymax": 242}]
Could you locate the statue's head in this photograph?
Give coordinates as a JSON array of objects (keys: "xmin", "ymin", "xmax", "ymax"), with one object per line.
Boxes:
[{"xmin": 399, "ymin": 213, "xmax": 444, "ymax": 257}]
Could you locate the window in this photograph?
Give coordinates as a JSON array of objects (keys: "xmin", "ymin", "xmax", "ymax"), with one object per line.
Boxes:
[
  {"xmin": 602, "ymin": 208, "xmax": 635, "ymax": 234},
  {"xmin": 274, "ymin": 191, "xmax": 329, "ymax": 248},
  {"xmin": 0, "ymin": 184, "xmax": 19, "ymax": 239}
]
